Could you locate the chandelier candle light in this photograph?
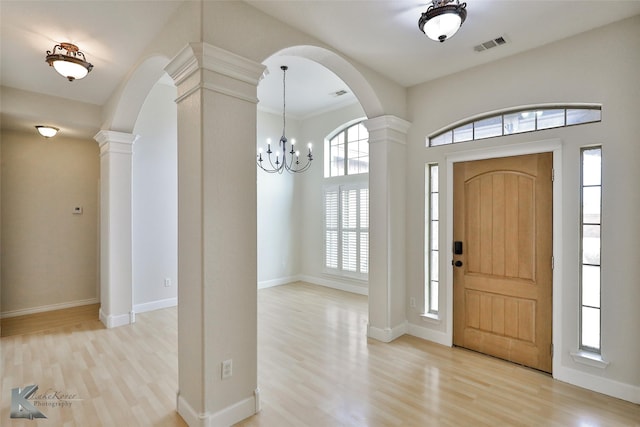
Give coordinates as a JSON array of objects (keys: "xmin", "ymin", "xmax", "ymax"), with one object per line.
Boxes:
[
  {"xmin": 257, "ymin": 66, "xmax": 313, "ymax": 174},
  {"xmin": 418, "ymin": 0, "xmax": 468, "ymax": 43},
  {"xmin": 45, "ymin": 42, "xmax": 93, "ymax": 81}
]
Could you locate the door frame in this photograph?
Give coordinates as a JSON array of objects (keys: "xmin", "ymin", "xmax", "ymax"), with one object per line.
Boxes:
[{"xmin": 444, "ymin": 138, "xmax": 563, "ymax": 375}]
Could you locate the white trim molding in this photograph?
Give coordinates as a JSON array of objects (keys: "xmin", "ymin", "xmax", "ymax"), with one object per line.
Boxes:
[
  {"xmin": 176, "ymin": 389, "xmax": 259, "ymax": 427},
  {"xmin": 258, "ymin": 276, "xmax": 300, "ymax": 290},
  {"xmin": 570, "ymin": 351, "xmax": 610, "ymax": 369},
  {"xmin": 165, "ymin": 42, "xmax": 265, "ymax": 104},
  {"xmin": 298, "ymin": 274, "xmax": 369, "ymax": 296},
  {"xmin": 367, "ymin": 321, "xmax": 408, "ymax": 343},
  {"xmin": 99, "ymin": 308, "xmax": 131, "ymax": 329},
  {"xmin": 408, "ymin": 323, "xmax": 451, "ymax": 347},
  {"xmin": 257, "ymin": 274, "xmax": 369, "ymax": 296},
  {"xmin": 133, "ymin": 297, "xmax": 178, "ymax": 314},
  {"xmin": 555, "ymin": 365, "xmax": 639, "ymax": 404}
]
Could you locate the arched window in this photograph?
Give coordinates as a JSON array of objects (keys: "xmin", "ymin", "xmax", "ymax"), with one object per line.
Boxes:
[
  {"xmin": 325, "ymin": 121, "xmax": 369, "ymax": 177},
  {"xmin": 323, "ymin": 120, "xmax": 369, "ymax": 279},
  {"xmin": 428, "ymin": 105, "xmax": 601, "ymax": 147}
]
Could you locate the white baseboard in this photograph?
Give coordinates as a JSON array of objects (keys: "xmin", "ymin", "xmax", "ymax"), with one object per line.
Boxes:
[
  {"xmin": 0, "ymin": 298, "xmax": 99, "ymax": 319},
  {"xmin": 407, "ymin": 323, "xmax": 452, "ymax": 347},
  {"xmin": 134, "ymin": 297, "xmax": 177, "ymax": 314},
  {"xmin": 99, "ymin": 308, "xmax": 131, "ymax": 329},
  {"xmin": 258, "ymin": 276, "xmax": 299, "ymax": 290},
  {"xmin": 177, "ymin": 389, "xmax": 259, "ymax": 427},
  {"xmin": 177, "ymin": 393, "xmax": 207, "ymax": 427},
  {"xmin": 298, "ymin": 274, "xmax": 368, "ymax": 296},
  {"xmin": 367, "ymin": 321, "xmax": 408, "ymax": 343},
  {"xmin": 554, "ymin": 365, "xmax": 640, "ymax": 404}
]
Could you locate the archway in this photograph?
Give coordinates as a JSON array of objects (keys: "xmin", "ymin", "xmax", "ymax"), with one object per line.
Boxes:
[{"xmin": 103, "ymin": 42, "xmax": 406, "ymax": 425}]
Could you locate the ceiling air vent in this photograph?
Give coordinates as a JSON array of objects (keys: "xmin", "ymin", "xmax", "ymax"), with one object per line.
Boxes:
[{"xmin": 474, "ymin": 36, "xmax": 507, "ymax": 52}]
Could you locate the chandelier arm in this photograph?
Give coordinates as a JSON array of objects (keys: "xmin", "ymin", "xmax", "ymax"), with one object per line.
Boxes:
[{"xmin": 269, "ymin": 149, "xmax": 282, "ymax": 172}]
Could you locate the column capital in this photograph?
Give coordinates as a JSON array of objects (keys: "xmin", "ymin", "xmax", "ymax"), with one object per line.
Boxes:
[
  {"xmin": 165, "ymin": 42, "xmax": 266, "ymax": 104},
  {"xmin": 94, "ymin": 130, "xmax": 139, "ymax": 156},
  {"xmin": 363, "ymin": 115, "xmax": 411, "ymax": 145}
]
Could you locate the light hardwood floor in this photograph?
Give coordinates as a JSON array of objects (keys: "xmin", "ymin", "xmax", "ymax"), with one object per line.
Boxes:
[
  {"xmin": 1, "ymin": 303, "xmax": 101, "ymax": 337},
  {"xmin": 2, "ymin": 282, "xmax": 639, "ymax": 426}
]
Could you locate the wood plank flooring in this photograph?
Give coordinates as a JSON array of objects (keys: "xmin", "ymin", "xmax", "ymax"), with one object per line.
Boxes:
[
  {"xmin": 1, "ymin": 282, "xmax": 638, "ymax": 426},
  {"xmin": 1, "ymin": 303, "xmax": 101, "ymax": 337}
]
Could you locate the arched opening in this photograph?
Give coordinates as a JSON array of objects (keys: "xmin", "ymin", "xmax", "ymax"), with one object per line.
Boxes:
[{"xmin": 107, "ymin": 43, "xmax": 387, "ymax": 424}]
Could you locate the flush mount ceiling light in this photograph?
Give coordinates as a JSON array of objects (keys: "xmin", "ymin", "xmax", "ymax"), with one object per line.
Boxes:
[
  {"xmin": 418, "ymin": 0, "xmax": 468, "ymax": 43},
  {"xmin": 45, "ymin": 42, "xmax": 93, "ymax": 81},
  {"xmin": 35, "ymin": 125, "xmax": 59, "ymax": 138}
]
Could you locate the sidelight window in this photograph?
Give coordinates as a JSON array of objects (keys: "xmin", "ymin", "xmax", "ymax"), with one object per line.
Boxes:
[
  {"xmin": 580, "ymin": 146, "xmax": 602, "ymax": 353},
  {"xmin": 425, "ymin": 164, "xmax": 439, "ymax": 315}
]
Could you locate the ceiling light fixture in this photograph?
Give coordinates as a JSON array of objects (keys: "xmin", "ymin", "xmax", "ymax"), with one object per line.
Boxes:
[
  {"xmin": 418, "ymin": 0, "xmax": 467, "ymax": 43},
  {"xmin": 35, "ymin": 125, "xmax": 59, "ymax": 138},
  {"xmin": 257, "ymin": 66, "xmax": 313, "ymax": 174},
  {"xmin": 45, "ymin": 42, "xmax": 93, "ymax": 81}
]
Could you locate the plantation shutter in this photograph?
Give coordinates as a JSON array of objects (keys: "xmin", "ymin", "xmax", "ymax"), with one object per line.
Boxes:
[{"xmin": 324, "ymin": 188, "xmax": 339, "ymax": 269}]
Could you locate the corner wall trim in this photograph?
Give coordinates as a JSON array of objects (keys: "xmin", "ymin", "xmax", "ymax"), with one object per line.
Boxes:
[
  {"xmin": 258, "ymin": 276, "xmax": 300, "ymax": 290},
  {"xmin": 177, "ymin": 393, "xmax": 207, "ymax": 427},
  {"xmin": 99, "ymin": 308, "xmax": 131, "ymax": 329},
  {"xmin": 133, "ymin": 297, "xmax": 178, "ymax": 314},
  {"xmin": 0, "ymin": 298, "xmax": 99, "ymax": 319},
  {"xmin": 177, "ymin": 391, "xmax": 259, "ymax": 427},
  {"xmin": 407, "ymin": 323, "xmax": 452, "ymax": 347},
  {"xmin": 367, "ymin": 321, "xmax": 408, "ymax": 343}
]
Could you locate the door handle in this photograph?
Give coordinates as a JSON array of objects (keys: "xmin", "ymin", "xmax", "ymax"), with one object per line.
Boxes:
[{"xmin": 454, "ymin": 260, "xmax": 463, "ymax": 267}]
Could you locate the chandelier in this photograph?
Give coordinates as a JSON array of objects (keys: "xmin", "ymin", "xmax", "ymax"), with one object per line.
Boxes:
[
  {"xmin": 418, "ymin": 0, "xmax": 467, "ymax": 43},
  {"xmin": 45, "ymin": 42, "xmax": 93, "ymax": 81},
  {"xmin": 257, "ymin": 66, "xmax": 313, "ymax": 174}
]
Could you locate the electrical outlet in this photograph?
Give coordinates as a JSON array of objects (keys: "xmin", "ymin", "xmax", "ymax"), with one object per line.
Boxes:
[
  {"xmin": 410, "ymin": 297, "xmax": 416, "ymax": 308},
  {"xmin": 222, "ymin": 359, "xmax": 233, "ymax": 379},
  {"xmin": 164, "ymin": 278, "xmax": 171, "ymax": 287}
]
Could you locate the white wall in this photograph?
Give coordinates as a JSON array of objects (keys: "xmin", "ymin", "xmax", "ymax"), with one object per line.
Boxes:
[
  {"xmin": 256, "ymin": 110, "xmax": 300, "ymax": 286},
  {"xmin": 405, "ymin": 16, "xmax": 640, "ymax": 402},
  {"xmin": 131, "ymin": 80, "xmax": 178, "ymax": 311}
]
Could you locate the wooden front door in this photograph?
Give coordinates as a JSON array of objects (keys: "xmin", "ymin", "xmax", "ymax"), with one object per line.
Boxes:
[{"xmin": 453, "ymin": 153, "xmax": 553, "ymax": 373}]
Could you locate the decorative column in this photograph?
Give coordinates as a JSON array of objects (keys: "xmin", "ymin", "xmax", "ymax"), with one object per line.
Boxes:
[
  {"xmin": 363, "ymin": 115, "xmax": 411, "ymax": 342},
  {"xmin": 93, "ymin": 130, "xmax": 139, "ymax": 328},
  {"xmin": 165, "ymin": 42, "xmax": 264, "ymax": 426}
]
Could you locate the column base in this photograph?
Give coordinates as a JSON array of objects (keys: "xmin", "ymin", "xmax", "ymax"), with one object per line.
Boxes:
[
  {"xmin": 367, "ymin": 321, "xmax": 408, "ymax": 343},
  {"xmin": 177, "ymin": 389, "xmax": 260, "ymax": 427},
  {"xmin": 98, "ymin": 307, "xmax": 133, "ymax": 328}
]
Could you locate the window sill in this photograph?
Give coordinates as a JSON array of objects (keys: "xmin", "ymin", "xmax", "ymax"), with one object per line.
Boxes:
[
  {"xmin": 420, "ymin": 312, "xmax": 441, "ymax": 324},
  {"xmin": 570, "ymin": 351, "xmax": 610, "ymax": 369}
]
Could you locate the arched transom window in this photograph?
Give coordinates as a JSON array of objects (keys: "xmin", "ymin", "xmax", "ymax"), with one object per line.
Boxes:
[{"xmin": 428, "ymin": 104, "xmax": 601, "ymax": 147}]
